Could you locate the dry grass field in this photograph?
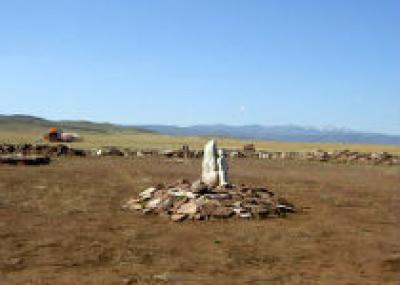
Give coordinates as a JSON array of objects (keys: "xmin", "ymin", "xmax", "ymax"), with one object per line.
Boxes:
[
  {"xmin": 1, "ymin": 130, "xmax": 400, "ymax": 153},
  {"xmin": 0, "ymin": 157, "xmax": 399, "ymax": 284}
]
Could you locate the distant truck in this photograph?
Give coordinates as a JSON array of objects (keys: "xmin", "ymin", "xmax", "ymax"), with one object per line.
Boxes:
[{"xmin": 44, "ymin": 128, "xmax": 81, "ymax": 142}]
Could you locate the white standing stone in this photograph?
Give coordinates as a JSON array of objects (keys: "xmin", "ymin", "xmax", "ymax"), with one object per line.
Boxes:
[
  {"xmin": 201, "ymin": 140, "xmax": 219, "ymax": 187},
  {"xmin": 217, "ymin": 149, "xmax": 229, "ymax": 186}
]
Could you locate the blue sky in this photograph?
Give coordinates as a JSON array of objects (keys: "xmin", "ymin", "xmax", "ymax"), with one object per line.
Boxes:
[{"xmin": 0, "ymin": 0, "xmax": 399, "ymax": 134}]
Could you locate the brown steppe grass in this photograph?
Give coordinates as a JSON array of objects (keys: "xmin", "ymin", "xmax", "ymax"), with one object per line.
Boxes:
[
  {"xmin": 0, "ymin": 157, "xmax": 399, "ymax": 285},
  {"xmin": 1, "ymin": 130, "xmax": 400, "ymax": 153}
]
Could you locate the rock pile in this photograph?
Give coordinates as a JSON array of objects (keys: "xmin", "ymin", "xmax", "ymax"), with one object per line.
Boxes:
[{"xmin": 122, "ymin": 179, "xmax": 296, "ymax": 222}]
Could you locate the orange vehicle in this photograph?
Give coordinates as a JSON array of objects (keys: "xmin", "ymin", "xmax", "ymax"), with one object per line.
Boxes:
[
  {"xmin": 45, "ymin": 128, "xmax": 62, "ymax": 142},
  {"xmin": 44, "ymin": 128, "xmax": 81, "ymax": 142}
]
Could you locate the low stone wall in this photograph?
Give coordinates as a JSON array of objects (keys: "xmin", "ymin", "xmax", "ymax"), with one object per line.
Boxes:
[
  {"xmin": 0, "ymin": 155, "xmax": 50, "ymax": 165},
  {"xmin": 255, "ymin": 149, "xmax": 400, "ymax": 165},
  {"xmin": 0, "ymin": 144, "xmax": 87, "ymax": 157},
  {"xmin": 1, "ymin": 144, "xmax": 399, "ymax": 165}
]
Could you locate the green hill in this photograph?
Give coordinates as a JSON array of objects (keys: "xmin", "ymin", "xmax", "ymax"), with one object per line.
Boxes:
[{"xmin": 0, "ymin": 114, "xmax": 150, "ymax": 134}]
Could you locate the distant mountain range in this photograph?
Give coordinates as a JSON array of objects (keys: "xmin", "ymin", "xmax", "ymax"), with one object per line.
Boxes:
[
  {"xmin": 1, "ymin": 114, "xmax": 399, "ymax": 145},
  {"xmin": 138, "ymin": 125, "xmax": 400, "ymax": 145}
]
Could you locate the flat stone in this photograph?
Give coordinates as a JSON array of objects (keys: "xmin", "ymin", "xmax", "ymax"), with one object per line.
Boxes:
[
  {"xmin": 155, "ymin": 183, "xmax": 165, "ymax": 190},
  {"xmin": 153, "ymin": 272, "xmax": 170, "ymax": 282},
  {"xmin": 146, "ymin": 198, "xmax": 162, "ymax": 209},
  {"xmin": 193, "ymin": 213, "xmax": 204, "ymax": 220},
  {"xmin": 4, "ymin": 257, "xmax": 23, "ymax": 266},
  {"xmin": 143, "ymin": 209, "xmax": 153, "ymax": 215},
  {"xmin": 172, "ymin": 197, "xmax": 189, "ymax": 211},
  {"xmin": 232, "ymin": 207, "xmax": 243, "ymax": 215},
  {"xmin": 193, "ymin": 196, "xmax": 208, "ymax": 207},
  {"xmin": 171, "ymin": 214, "xmax": 188, "ymax": 222},
  {"xmin": 177, "ymin": 202, "xmax": 198, "ymax": 215},
  {"xmin": 169, "ymin": 190, "xmax": 197, "ymax": 199},
  {"xmin": 210, "ymin": 207, "xmax": 234, "ymax": 219},
  {"xmin": 176, "ymin": 178, "xmax": 191, "ymax": 185},
  {"xmin": 250, "ymin": 206, "xmax": 270, "ymax": 218},
  {"xmin": 159, "ymin": 198, "xmax": 174, "ymax": 211},
  {"xmin": 139, "ymin": 187, "xmax": 156, "ymax": 200},
  {"xmin": 276, "ymin": 204, "xmax": 296, "ymax": 213},
  {"xmin": 122, "ymin": 199, "xmax": 143, "ymax": 211},
  {"xmin": 204, "ymin": 193, "xmax": 231, "ymax": 200},
  {"xmin": 277, "ymin": 197, "xmax": 296, "ymax": 211},
  {"xmin": 128, "ymin": 203, "xmax": 143, "ymax": 211},
  {"xmin": 239, "ymin": 212, "xmax": 252, "ymax": 219},
  {"xmin": 191, "ymin": 179, "xmax": 209, "ymax": 193},
  {"xmin": 232, "ymin": 201, "xmax": 242, "ymax": 208},
  {"xmin": 243, "ymin": 197, "xmax": 259, "ymax": 205},
  {"xmin": 199, "ymin": 201, "xmax": 221, "ymax": 217},
  {"xmin": 153, "ymin": 190, "xmax": 170, "ymax": 199}
]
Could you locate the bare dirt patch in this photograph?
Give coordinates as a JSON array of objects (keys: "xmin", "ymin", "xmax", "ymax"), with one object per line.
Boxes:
[{"xmin": 0, "ymin": 157, "xmax": 399, "ymax": 284}]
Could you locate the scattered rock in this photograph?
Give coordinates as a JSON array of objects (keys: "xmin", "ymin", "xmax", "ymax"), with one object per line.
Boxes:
[
  {"xmin": 2, "ymin": 257, "xmax": 24, "ymax": 270},
  {"xmin": 5, "ymin": 257, "xmax": 23, "ymax": 266},
  {"xmin": 153, "ymin": 272, "xmax": 170, "ymax": 282}
]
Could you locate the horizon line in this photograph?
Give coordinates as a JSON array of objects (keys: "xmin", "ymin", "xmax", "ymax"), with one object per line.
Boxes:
[{"xmin": 1, "ymin": 113, "xmax": 399, "ymax": 137}]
